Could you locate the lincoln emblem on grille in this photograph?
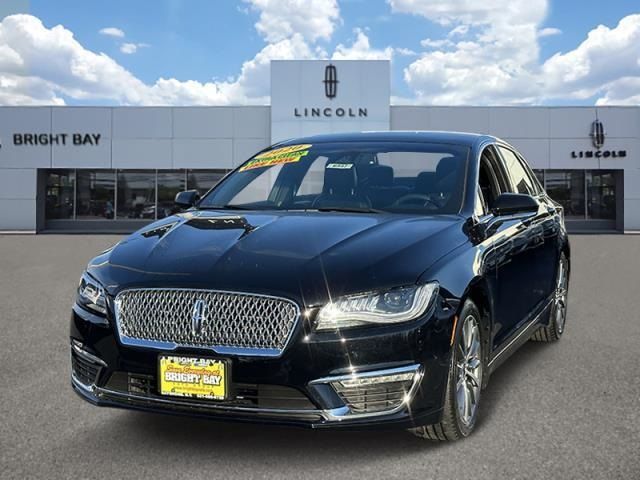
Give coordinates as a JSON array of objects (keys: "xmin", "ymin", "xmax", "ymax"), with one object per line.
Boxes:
[
  {"xmin": 323, "ymin": 64, "xmax": 338, "ymax": 99},
  {"xmin": 191, "ymin": 299, "xmax": 208, "ymax": 336}
]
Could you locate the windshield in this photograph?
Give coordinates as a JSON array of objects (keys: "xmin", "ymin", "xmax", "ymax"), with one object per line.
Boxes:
[{"xmin": 199, "ymin": 141, "xmax": 469, "ymax": 214}]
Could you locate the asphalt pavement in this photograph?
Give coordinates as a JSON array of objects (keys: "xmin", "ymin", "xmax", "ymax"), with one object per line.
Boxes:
[{"xmin": 0, "ymin": 234, "xmax": 639, "ymax": 479}]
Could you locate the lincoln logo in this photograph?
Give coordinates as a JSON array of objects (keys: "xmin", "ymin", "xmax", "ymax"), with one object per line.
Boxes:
[
  {"xmin": 323, "ymin": 64, "xmax": 338, "ymax": 99},
  {"xmin": 591, "ymin": 119, "xmax": 605, "ymax": 149},
  {"xmin": 191, "ymin": 299, "xmax": 208, "ymax": 336},
  {"xmin": 571, "ymin": 118, "xmax": 626, "ymax": 159}
]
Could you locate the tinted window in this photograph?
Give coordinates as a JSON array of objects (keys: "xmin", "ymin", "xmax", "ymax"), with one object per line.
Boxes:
[
  {"xmin": 200, "ymin": 142, "xmax": 470, "ymax": 215},
  {"xmin": 116, "ymin": 170, "xmax": 155, "ymax": 219},
  {"xmin": 498, "ymin": 146, "xmax": 537, "ymax": 196},
  {"xmin": 45, "ymin": 170, "xmax": 75, "ymax": 219},
  {"xmin": 187, "ymin": 170, "xmax": 226, "ymax": 194},
  {"xmin": 587, "ymin": 171, "xmax": 616, "ymax": 220},
  {"xmin": 76, "ymin": 170, "xmax": 115, "ymax": 219},
  {"xmin": 157, "ymin": 171, "xmax": 186, "ymax": 219},
  {"xmin": 546, "ymin": 170, "xmax": 585, "ymax": 219}
]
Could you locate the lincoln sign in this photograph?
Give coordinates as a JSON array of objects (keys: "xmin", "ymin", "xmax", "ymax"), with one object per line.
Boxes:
[{"xmin": 292, "ymin": 64, "xmax": 368, "ymax": 119}]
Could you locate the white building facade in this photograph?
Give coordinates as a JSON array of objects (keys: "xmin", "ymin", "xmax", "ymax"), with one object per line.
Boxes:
[{"xmin": 0, "ymin": 60, "xmax": 638, "ymax": 233}]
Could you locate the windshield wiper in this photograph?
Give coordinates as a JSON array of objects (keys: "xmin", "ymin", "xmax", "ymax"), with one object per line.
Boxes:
[{"xmin": 312, "ymin": 206, "xmax": 386, "ymax": 214}]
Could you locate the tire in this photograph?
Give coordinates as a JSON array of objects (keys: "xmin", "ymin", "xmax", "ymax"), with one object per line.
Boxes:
[
  {"xmin": 531, "ymin": 252, "xmax": 569, "ymax": 342},
  {"xmin": 410, "ymin": 300, "xmax": 484, "ymax": 441}
]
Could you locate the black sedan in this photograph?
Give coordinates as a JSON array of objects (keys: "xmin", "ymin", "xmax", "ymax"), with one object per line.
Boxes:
[{"xmin": 70, "ymin": 131, "xmax": 570, "ymax": 440}]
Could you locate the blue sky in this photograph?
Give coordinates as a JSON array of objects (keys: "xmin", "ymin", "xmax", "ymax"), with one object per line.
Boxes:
[{"xmin": 0, "ymin": 0, "xmax": 638, "ymax": 106}]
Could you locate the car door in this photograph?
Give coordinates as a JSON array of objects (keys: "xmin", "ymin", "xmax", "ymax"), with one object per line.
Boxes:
[
  {"xmin": 493, "ymin": 145, "xmax": 557, "ymax": 341},
  {"xmin": 476, "ymin": 145, "xmax": 531, "ymax": 349}
]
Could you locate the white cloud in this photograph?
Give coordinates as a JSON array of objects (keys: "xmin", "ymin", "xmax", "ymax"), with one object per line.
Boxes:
[
  {"xmin": 119, "ymin": 42, "xmax": 150, "ymax": 55},
  {"xmin": 0, "ymin": 14, "xmax": 316, "ymax": 105},
  {"xmin": 420, "ymin": 38, "xmax": 453, "ymax": 49},
  {"xmin": 396, "ymin": 0, "xmax": 640, "ymax": 105},
  {"xmin": 395, "ymin": 47, "xmax": 417, "ymax": 56},
  {"xmin": 388, "ymin": 0, "xmax": 546, "ymax": 26},
  {"xmin": 332, "ymin": 29, "xmax": 393, "ymax": 60},
  {"xmin": 542, "ymin": 14, "xmax": 640, "ymax": 103},
  {"xmin": 538, "ymin": 27, "xmax": 561, "ymax": 37},
  {"xmin": 120, "ymin": 43, "xmax": 137, "ymax": 54},
  {"xmin": 448, "ymin": 25, "xmax": 469, "ymax": 37},
  {"xmin": 243, "ymin": 0, "xmax": 340, "ymax": 42},
  {"xmin": 403, "ymin": 0, "xmax": 545, "ymax": 105},
  {"xmin": 1, "ymin": 6, "xmax": 638, "ymax": 107},
  {"xmin": 99, "ymin": 27, "xmax": 125, "ymax": 38}
]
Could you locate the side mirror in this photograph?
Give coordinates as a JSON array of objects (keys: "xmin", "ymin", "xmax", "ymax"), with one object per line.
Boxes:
[
  {"xmin": 174, "ymin": 190, "xmax": 200, "ymax": 209},
  {"xmin": 491, "ymin": 193, "xmax": 538, "ymax": 216}
]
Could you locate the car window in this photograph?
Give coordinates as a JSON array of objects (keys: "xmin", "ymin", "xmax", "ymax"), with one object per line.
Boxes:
[
  {"xmin": 498, "ymin": 146, "xmax": 537, "ymax": 196},
  {"xmin": 200, "ymin": 142, "xmax": 470, "ymax": 215},
  {"xmin": 474, "ymin": 188, "xmax": 487, "ymax": 217},
  {"xmin": 478, "ymin": 146, "xmax": 506, "ymax": 209},
  {"xmin": 516, "ymin": 152, "xmax": 543, "ymax": 194}
]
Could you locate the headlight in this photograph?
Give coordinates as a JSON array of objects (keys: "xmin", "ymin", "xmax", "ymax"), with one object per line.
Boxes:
[
  {"xmin": 315, "ymin": 283, "xmax": 438, "ymax": 331},
  {"xmin": 77, "ymin": 272, "xmax": 107, "ymax": 315}
]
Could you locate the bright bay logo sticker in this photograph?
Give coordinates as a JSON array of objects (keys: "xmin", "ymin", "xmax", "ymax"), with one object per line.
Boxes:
[{"xmin": 239, "ymin": 144, "xmax": 312, "ymax": 172}]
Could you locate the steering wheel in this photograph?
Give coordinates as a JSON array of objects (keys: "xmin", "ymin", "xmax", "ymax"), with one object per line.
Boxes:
[{"xmin": 392, "ymin": 194, "xmax": 441, "ymax": 209}]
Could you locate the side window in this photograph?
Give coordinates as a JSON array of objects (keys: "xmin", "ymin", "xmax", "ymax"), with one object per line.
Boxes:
[
  {"xmin": 478, "ymin": 146, "xmax": 505, "ymax": 209},
  {"xmin": 517, "ymin": 152, "xmax": 543, "ymax": 194},
  {"xmin": 498, "ymin": 146, "xmax": 536, "ymax": 196},
  {"xmin": 474, "ymin": 188, "xmax": 487, "ymax": 217}
]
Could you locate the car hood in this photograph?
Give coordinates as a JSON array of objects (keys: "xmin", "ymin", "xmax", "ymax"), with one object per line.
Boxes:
[{"xmin": 89, "ymin": 210, "xmax": 467, "ymax": 306}]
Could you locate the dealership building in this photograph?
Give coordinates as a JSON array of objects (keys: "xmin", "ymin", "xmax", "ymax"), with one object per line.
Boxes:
[{"xmin": 0, "ymin": 60, "xmax": 638, "ymax": 233}]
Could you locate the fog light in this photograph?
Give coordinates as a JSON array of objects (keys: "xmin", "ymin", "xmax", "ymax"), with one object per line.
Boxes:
[{"xmin": 328, "ymin": 365, "xmax": 422, "ymax": 415}]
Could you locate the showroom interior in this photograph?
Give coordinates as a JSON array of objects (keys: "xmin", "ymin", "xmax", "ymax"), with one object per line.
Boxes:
[{"xmin": 0, "ymin": 60, "xmax": 637, "ymax": 233}]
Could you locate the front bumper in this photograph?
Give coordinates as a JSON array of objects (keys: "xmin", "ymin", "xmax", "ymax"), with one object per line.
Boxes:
[{"xmin": 70, "ymin": 298, "xmax": 455, "ymax": 430}]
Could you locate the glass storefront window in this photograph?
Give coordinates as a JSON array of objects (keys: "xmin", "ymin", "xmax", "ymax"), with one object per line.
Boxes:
[
  {"xmin": 545, "ymin": 170, "xmax": 585, "ymax": 219},
  {"xmin": 45, "ymin": 170, "xmax": 75, "ymax": 219},
  {"xmin": 187, "ymin": 170, "xmax": 226, "ymax": 195},
  {"xmin": 587, "ymin": 171, "xmax": 616, "ymax": 220},
  {"xmin": 157, "ymin": 171, "xmax": 186, "ymax": 219},
  {"xmin": 117, "ymin": 170, "xmax": 156, "ymax": 219},
  {"xmin": 76, "ymin": 170, "xmax": 115, "ymax": 219}
]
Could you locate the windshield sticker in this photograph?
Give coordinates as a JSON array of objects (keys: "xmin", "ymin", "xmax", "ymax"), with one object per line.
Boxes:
[
  {"xmin": 326, "ymin": 163, "xmax": 354, "ymax": 169},
  {"xmin": 239, "ymin": 144, "xmax": 312, "ymax": 172}
]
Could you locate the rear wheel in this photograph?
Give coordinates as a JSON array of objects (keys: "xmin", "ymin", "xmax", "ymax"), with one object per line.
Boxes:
[
  {"xmin": 410, "ymin": 300, "xmax": 484, "ymax": 441},
  {"xmin": 531, "ymin": 252, "xmax": 569, "ymax": 342}
]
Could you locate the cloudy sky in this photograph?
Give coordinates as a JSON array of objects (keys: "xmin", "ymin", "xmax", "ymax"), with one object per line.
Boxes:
[{"xmin": 0, "ymin": 0, "xmax": 638, "ymax": 106}]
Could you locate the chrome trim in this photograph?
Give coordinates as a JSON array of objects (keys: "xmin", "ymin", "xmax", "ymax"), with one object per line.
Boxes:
[
  {"xmin": 488, "ymin": 298, "xmax": 553, "ymax": 368},
  {"xmin": 71, "ymin": 372, "xmax": 96, "ymax": 394},
  {"xmin": 71, "ymin": 374, "xmax": 327, "ymax": 420},
  {"xmin": 70, "ymin": 365, "xmax": 423, "ymax": 423},
  {"xmin": 71, "ymin": 340, "xmax": 108, "ymax": 367},
  {"xmin": 309, "ymin": 364, "xmax": 424, "ymax": 420},
  {"xmin": 113, "ymin": 288, "xmax": 301, "ymax": 358}
]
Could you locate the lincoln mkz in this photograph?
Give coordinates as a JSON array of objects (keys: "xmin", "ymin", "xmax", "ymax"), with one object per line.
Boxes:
[{"xmin": 71, "ymin": 131, "xmax": 570, "ymax": 440}]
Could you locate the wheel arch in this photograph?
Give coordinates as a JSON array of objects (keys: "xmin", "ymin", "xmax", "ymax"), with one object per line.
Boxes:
[{"xmin": 459, "ymin": 276, "xmax": 493, "ymax": 387}]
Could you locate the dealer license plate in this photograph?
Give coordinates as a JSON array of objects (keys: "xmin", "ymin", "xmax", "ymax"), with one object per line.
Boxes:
[{"xmin": 159, "ymin": 355, "xmax": 227, "ymax": 400}]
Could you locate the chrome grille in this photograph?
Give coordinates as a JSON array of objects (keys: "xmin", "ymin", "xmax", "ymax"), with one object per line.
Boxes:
[{"xmin": 114, "ymin": 289, "xmax": 300, "ymax": 355}]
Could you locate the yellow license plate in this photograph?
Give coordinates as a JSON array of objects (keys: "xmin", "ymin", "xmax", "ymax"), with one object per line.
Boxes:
[{"xmin": 159, "ymin": 356, "xmax": 227, "ymax": 400}]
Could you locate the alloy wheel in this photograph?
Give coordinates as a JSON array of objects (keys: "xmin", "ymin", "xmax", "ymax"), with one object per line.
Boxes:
[{"xmin": 455, "ymin": 314, "xmax": 482, "ymax": 427}]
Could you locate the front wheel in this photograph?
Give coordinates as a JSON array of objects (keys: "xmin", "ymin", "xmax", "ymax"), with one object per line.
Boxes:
[
  {"xmin": 410, "ymin": 300, "xmax": 484, "ymax": 441},
  {"xmin": 531, "ymin": 252, "xmax": 569, "ymax": 342}
]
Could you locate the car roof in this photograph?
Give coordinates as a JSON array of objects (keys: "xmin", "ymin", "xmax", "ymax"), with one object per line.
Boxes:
[{"xmin": 274, "ymin": 131, "xmax": 499, "ymax": 148}]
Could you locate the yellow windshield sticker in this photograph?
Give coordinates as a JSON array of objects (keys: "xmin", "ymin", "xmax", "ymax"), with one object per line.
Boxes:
[{"xmin": 239, "ymin": 144, "xmax": 312, "ymax": 172}]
